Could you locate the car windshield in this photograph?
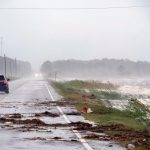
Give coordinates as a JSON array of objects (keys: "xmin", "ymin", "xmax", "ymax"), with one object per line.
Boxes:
[{"xmin": 0, "ymin": 75, "xmax": 5, "ymax": 81}]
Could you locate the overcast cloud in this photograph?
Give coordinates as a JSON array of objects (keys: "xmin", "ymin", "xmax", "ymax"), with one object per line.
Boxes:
[{"xmin": 0, "ymin": 0, "xmax": 150, "ymax": 70}]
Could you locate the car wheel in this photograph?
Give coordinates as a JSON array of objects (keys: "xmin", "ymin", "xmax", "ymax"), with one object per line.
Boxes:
[{"xmin": 5, "ymin": 90, "xmax": 9, "ymax": 94}]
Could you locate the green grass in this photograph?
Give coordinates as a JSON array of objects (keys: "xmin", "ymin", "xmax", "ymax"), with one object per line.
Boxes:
[
  {"xmin": 55, "ymin": 80, "xmax": 117, "ymax": 90},
  {"xmin": 50, "ymin": 80, "xmax": 150, "ymax": 130},
  {"xmin": 91, "ymin": 90, "xmax": 123, "ymax": 100},
  {"xmin": 51, "ymin": 80, "xmax": 123, "ymax": 100},
  {"xmin": 75, "ymin": 100, "xmax": 150, "ymax": 131},
  {"xmin": 50, "ymin": 80, "xmax": 150, "ymax": 149}
]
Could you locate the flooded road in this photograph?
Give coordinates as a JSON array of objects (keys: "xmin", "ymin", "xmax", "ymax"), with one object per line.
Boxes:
[{"xmin": 0, "ymin": 78, "xmax": 126, "ymax": 150}]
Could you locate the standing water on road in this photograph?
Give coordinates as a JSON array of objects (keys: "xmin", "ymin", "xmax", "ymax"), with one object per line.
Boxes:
[{"xmin": 0, "ymin": 77, "xmax": 125, "ymax": 150}]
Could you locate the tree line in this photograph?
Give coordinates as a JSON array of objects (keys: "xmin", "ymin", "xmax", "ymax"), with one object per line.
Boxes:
[{"xmin": 41, "ymin": 59, "xmax": 150, "ymax": 79}]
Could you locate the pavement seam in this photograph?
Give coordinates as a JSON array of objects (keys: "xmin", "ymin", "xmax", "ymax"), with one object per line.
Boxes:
[{"xmin": 45, "ymin": 84, "xmax": 93, "ymax": 150}]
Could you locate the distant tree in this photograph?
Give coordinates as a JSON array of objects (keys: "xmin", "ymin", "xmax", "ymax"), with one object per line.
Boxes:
[
  {"xmin": 40, "ymin": 59, "xmax": 150, "ymax": 79},
  {"xmin": 118, "ymin": 65, "xmax": 126, "ymax": 75},
  {"xmin": 41, "ymin": 61, "xmax": 52, "ymax": 75}
]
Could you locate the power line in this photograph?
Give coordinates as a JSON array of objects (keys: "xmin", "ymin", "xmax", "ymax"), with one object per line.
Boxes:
[{"xmin": 0, "ymin": 5, "xmax": 150, "ymax": 10}]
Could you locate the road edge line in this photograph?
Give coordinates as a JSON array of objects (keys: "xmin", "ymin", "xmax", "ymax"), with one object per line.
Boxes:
[{"xmin": 45, "ymin": 84, "xmax": 93, "ymax": 150}]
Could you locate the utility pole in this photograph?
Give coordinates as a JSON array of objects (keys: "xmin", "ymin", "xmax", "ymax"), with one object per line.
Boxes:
[
  {"xmin": 0, "ymin": 37, "xmax": 3, "ymax": 56},
  {"xmin": 22, "ymin": 63, "xmax": 24, "ymax": 77},
  {"xmin": 4, "ymin": 54, "xmax": 7, "ymax": 77},
  {"xmin": 55, "ymin": 72, "xmax": 57, "ymax": 81},
  {"xmin": 10, "ymin": 60, "xmax": 12, "ymax": 79},
  {"xmin": 15, "ymin": 58, "xmax": 17, "ymax": 78}
]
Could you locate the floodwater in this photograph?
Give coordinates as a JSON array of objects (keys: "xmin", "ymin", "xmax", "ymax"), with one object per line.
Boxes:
[{"xmin": 0, "ymin": 77, "xmax": 126, "ymax": 150}]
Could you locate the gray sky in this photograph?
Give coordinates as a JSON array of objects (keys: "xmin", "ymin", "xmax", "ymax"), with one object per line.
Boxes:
[{"xmin": 0, "ymin": 0, "xmax": 150, "ymax": 70}]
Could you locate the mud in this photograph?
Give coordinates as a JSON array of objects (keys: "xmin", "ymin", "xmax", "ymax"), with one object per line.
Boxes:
[
  {"xmin": 70, "ymin": 121, "xmax": 93, "ymax": 128},
  {"xmin": 53, "ymin": 137, "xmax": 62, "ymax": 140},
  {"xmin": 25, "ymin": 137, "xmax": 79, "ymax": 142},
  {"xmin": 82, "ymin": 94, "xmax": 96, "ymax": 99},
  {"xmin": 84, "ymin": 134, "xmax": 100, "ymax": 140},
  {"xmin": 35, "ymin": 111, "xmax": 60, "ymax": 117},
  {"xmin": 4, "ymin": 113, "xmax": 22, "ymax": 119},
  {"xmin": 82, "ymin": 125, "xmax": 150, "ymax": 148},
  {"xmin": 0, "ymin": 111, "xmax": 149, "ymax": 148},
  {"xmin": 26, "ymin": 137, "xmax": 47, "ymax": 141},
  {"xmin": 35, "ymin": 100, "xmax": 72, "ymax": 107},
  {"xmin": 0, "ymin": 115, "xmax": 92, "ymax": 129},
  {"xmin": 65, "ymin": 112, "xmax": 81, "ymax": 116},
  {"xmin": 0, "ymin": 117, "xmax": 47, "ymax": 126},
  {"xmin": 75, "ymin": 124, "xmax": 131, "ymax": 132}
]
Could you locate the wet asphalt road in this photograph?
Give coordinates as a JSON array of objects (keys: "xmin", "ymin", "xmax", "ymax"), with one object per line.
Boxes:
[{"xmin": 0, "ymin": 77, "xmax": 126, "ymax": 150}]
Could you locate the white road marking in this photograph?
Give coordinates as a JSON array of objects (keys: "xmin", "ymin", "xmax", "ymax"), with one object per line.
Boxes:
[{"xmin": 45, "ymin": 84, "xmax": 94, "ymax": 150}]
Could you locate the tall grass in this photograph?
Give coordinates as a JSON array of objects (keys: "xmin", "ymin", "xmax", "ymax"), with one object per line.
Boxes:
[{"xmin": 50, "ymin": 80, "xmax": 150, "ymax": 130}]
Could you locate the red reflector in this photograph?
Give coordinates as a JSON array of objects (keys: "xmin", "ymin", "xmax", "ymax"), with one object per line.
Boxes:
[{"xmin": 3, "ymin": 80, "xmax": 8, "ymax": 84}]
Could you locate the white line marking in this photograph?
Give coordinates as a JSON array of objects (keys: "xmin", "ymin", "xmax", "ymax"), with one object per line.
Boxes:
[{"xmin": 45, "ymin": 84, "xmax": 93, "ymax": 150}]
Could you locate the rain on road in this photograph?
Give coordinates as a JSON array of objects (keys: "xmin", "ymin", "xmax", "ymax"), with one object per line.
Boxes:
[{"xmin": 0, "ymin": 77, "xmax": 125, "ymax": 150}]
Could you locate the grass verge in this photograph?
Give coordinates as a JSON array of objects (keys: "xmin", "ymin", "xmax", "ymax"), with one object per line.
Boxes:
[{"xmin": 50, "ymin": 80, "xmax": 150, "ymax": 149}]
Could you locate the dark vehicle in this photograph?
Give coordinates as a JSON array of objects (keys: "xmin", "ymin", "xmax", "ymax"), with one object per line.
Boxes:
[{"xmin": 0, "ymin": 75, "xmax": 9, "ymax": 94}]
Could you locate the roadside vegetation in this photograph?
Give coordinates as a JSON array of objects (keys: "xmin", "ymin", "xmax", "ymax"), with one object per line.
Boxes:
[{"xmin": 50, "ymin": 80, "xmax": 150, "ymax": 150}]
